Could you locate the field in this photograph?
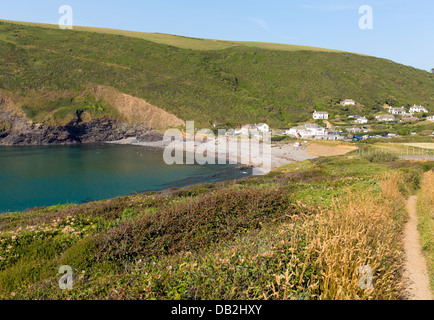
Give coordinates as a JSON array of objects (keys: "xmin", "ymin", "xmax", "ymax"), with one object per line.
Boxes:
[
  {"xmin": 306, "ymin": 141, "xmax": 358, "ymax": 157},
  {"xmin": 403, "ymin": 143, "xmax": 434, "ymax": 150},
  {"xmin": 0, "ymin": 154, "xmax": 432, "ymax": 300}
]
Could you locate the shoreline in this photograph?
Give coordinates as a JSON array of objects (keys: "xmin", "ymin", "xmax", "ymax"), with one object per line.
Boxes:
[{"xmin": 106, "ymin": 136, "xmax": 318, "ymax": 170}]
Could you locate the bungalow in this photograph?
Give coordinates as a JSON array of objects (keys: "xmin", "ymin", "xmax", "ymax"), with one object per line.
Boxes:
[
  {"xmin": 348, "ymin": 115, "xmax": 362, "ymax": 119},
  {"xmin": 377, "ymin": 115, "xmax": 397, "ymax": 122},
  {"xmin": 341, "ymin": 99, "xmax": 356, "ymax": 106},
  {"xmin": 428, "ymin": 116, "xmax": 434, "ymax": 122},
  {"xmin": 389, "ymin": 107, "xmax": 406, "ymax": 115},
  {"xmin": 347, "ymin": 128, "xmax": 363, "ymax": 134},
  {"xmin": 355, "ymin": 117, "xmax": 368, "ymax": 124},
  {"xmin": 401, "ymin": 114, "xmax": 418, "ymax": 123},
  {"xmin": 286, "ymin": 123, "xmax": 328, "ymax": 138},
  {"xmin": 235, "ymin": 124, "xmax": 258, "ymax": 136},
  {"xmin": 257, "ymin": 123, "xmax": 270, "ymax": 133},
  {"xmin": 409, "ymin": 105, "xmax": 428, "ymax": 113},
  {"xmin": 313, "ymin": 111, "xmax": 329, "ymax": 120}
]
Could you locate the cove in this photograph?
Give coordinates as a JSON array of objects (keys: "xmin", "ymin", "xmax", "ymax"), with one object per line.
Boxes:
[{"xmin": 0, "ymin": 144, "xmax": 251, "ymax": 213}]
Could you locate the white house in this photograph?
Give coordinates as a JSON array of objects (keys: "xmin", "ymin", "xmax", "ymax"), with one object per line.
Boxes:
[
  {"xmin": 235, "ymin": 124, "xmax": 258, "ymax": 136},
  {"xmin": 355, "ymin": 117, "xmax": 368, "ymax": 124},
  {"xmin": 347, "ymin": 128, "xmax": 363, "ymax": 134},
  {"xmin": 348, "ymin": 115, "xmax": 362, "ymax": 119},
  {"xmin": 287, "ymin": 123, "xmax": 327, "ymax": 138},
  {"xmin": 428, "ymin": 116, "xmax": 434, "ymax": 122},
  {"xmin": 389, "ymin": 107, "xmax": 406, "ymax": 115},
  {"xmin": 313, "ymin": 111, "xmax": 329, "ymax": 120},
  {"xmin": 377, "ymin": 114, "xmax": 397, "ymax": 122},
  {"xmin": 257, "ymin": 123, "xmax": 270, "ymax": 133},
  {"xmin": 409, "ymin": 105, "xmax": 428, "ymax": 113},
  {"xmin": 341, "ymin": 99, "xmax": 356, "ymax": 106}
]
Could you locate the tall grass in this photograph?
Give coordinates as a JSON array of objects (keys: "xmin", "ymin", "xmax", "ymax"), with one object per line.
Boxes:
[
  {"xmin": 268, "ymin": 172, "xmax": 407, "ymax": 300},
  {"xmin": 417, "ymin": 171, "xmax": 434, "ymax": 291}
]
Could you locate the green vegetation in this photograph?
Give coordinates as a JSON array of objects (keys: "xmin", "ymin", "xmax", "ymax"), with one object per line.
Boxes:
[
  {"xmin": 0, "ymin": 121, "xmax": 12, "ymax": 132},
  {"xmin": 20, "ymin": 93, "xmax": 121, "ymax": 125},
  {"xmin": 0, "ymin": 20, "xmax": 346, "ymax": 53},
  {"xmin": 0, "ymin": 155, "xmax": 432, "ymax": 300},
  {"xmin": 417, "ymin": 171, "xmax": 434, "ymax": 291},
  {"xmin": 0, "ymin": 21, "xmax": 434, "ymax": 128},
  {"xmin": 362, "ymin": 151, "xmax": 399, "ymax": 163}
]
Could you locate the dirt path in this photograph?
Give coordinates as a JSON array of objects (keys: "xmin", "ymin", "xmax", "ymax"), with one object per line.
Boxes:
[{"xmin": 403, "ymin": 196, "xmax": 433, "ymax": 300}]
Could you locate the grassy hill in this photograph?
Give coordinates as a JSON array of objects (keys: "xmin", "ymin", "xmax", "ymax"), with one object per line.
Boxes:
[
  {"xmin": 1, "ymin": 20, "xmax": 434, "ymax": 128},
  {"xmin": 0, "ymin": 20, "xmax": 345, "ymax": 52}
]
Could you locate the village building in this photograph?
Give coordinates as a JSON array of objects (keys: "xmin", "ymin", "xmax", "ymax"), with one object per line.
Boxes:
[
  {"xmin": 341, "ymin": 99, "xmax": 356, "ymax": 106},
  {"xmin": 348, "ymin": 115, "xmax": 362, "ymax": 119},
  {"xmin": 286, "ymin": 123, "xmax": 328, "ymax": 138},
  {"xmin": 401, "ymin": 114, "xmax": 419, "ymax": 123},
  {"xmin": 235, "ymin": 124, "xmax": 258, "ymax": 136},
  {"xmin": 376, "ymin": 114, "xmax": 397, "ymax": 122},
  {"xmin": 427, "ymin": 116, "xmax": 434, "ymax": 122},
  {"xmin": 389, "ymin": 107, "xmax": 406, "ymax": 115},
  {"xmin": 409, "ymin": 105, "xmax": 428, "ymax": 113},
  {"xmin": 347, "ymin": 128, "xmax": 363, "ymax": 134},
  {"xmin": 313, "ymin": 111, "xmax": 329, "ymax": 120},
  {"xmin": 355, "ymin": 117, "xmax": 368, "ymax": 124},
  {"xmin": 257, "ymin": 123, "xmax": 270, "ymax": 133}
]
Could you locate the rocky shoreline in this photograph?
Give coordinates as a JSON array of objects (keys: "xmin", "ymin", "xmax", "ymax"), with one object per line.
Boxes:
[{"xmin": 0, "ymin": 116, "xmax": 164, "ymax": 146}]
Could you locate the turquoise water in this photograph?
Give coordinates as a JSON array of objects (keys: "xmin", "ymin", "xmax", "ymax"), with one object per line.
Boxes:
[{"xmin": 0, "ymin": 144, "xmax": 250, "ymax": 213}]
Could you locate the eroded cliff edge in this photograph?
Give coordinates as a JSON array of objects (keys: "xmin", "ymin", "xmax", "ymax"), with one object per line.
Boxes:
[{"xmin": 0, "ymin": 86, "xmax": 184, "ymax": 145}]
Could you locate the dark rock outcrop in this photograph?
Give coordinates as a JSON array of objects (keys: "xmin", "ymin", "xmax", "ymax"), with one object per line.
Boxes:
[
  {"xmin": 0, "ymin": 118, "xmax": 160, "ymax": 146},
  {"xmin": 0, "ymin": 93, "xmax": 166, "ymax": 146}
]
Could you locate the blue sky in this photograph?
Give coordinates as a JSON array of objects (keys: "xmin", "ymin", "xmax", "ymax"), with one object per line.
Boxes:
[{"xmin": 1, "ymin": 0, "xmax": 433, "ymax": 71}]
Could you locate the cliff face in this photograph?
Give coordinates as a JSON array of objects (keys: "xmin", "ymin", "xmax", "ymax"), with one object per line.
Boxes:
[
  {"xmin": 91, "ymin": 85, "xmax": 185, "ymax": 130},
  {"xmin": 0, "ymin": 117, "xmax": 151, "ymax": 146},
  {"xmin": 0, "ymin": 89, "xmax": 180, "ymax": 146}
]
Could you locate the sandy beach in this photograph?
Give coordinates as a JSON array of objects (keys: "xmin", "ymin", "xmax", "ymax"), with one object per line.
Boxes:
[{"xmin": 107, "ymin": 137, "xmax": 318, "ymax": 171}]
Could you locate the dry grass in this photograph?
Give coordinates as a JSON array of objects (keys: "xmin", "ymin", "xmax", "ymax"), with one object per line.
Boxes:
[
  {"xmin": 421, "ymin": 171, "xmax": 434, "ymax": 203},
  {"xmin": 417, "ymin": 171, "xmax": 434, "ymax": 291},
  {"xmin": 403, "ymin": 143, "xmax": 434, "ymax": 151},
  {"xmin": 268, "ymin": 172, "xmax": 407, "ymax": 300},
  {"xmin": 306, "ymin": 142, "xmax": 358, "ymax": 157}
]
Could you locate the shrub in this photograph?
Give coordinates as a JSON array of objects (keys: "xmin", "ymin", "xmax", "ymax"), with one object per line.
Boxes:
[
  {"xmin": 363, "ymin": 151, "xmax": 398, "ymax": 163},
  {"xmin": 95, "ymin": 187, "xmax": 291, "ymax": 262}
]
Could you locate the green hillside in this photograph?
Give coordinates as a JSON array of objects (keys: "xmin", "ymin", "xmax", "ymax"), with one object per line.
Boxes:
[
  {"xmin": 0, "ymin": 20, "xmax": 433, "ymax": 128},
  {"xmin": 0, "ymin": 19, "xmax": 344, "ymax": 52}
]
